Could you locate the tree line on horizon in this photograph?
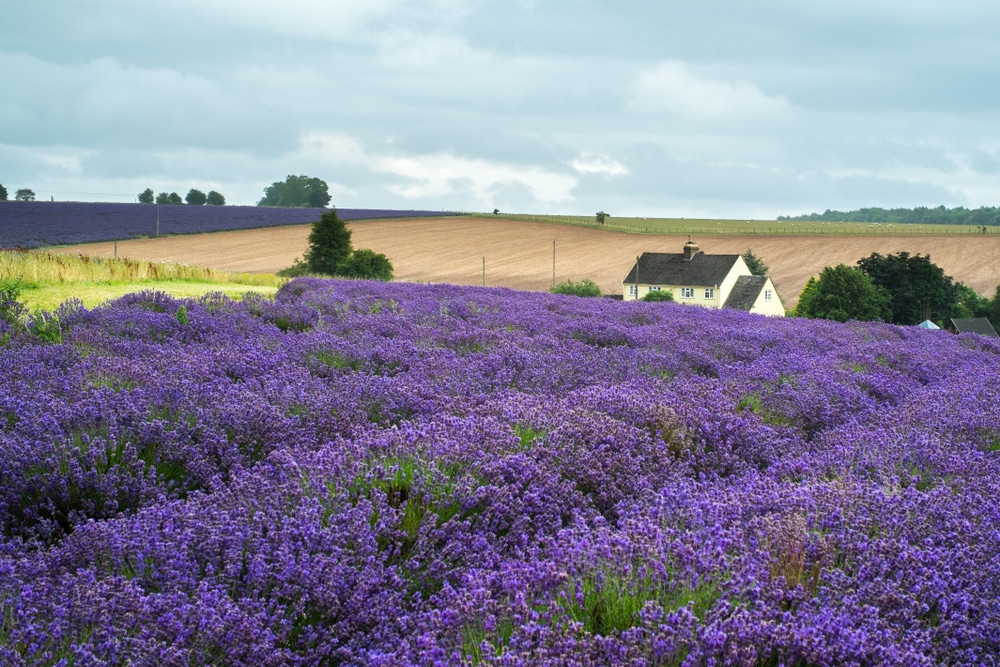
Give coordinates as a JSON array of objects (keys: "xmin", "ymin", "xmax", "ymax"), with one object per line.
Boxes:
[
  {"xmin": 138, "ymin": 188, "xmax": 226, "ymax": 206},
  {"xmin": 2, "ymin": 174, "xmax": 332, "ymax": 208},
  {"xmin": 0, "ymin": 185, "xmax": 36, "ymax": 202},
  {"xmin": 136, "ymin": 175, "xmax": 331, "ymax": 208},
  {"xmin": 780, "ymin": 204, "xmax": 1000, "ymax": 227}
]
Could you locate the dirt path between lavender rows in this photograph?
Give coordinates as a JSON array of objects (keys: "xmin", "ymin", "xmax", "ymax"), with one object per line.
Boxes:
[{"xmin": 57, "ymin": 217, "xmax": 1000, "ymax": 309}]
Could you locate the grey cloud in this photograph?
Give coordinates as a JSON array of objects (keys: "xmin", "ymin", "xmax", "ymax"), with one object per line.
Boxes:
[{"xmin": 3, "ymin": 0, "xmax": 1000, "ymax": 214}]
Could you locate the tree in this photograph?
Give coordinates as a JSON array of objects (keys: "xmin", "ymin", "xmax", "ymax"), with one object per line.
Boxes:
[
  {"xmin": 794, "ymin": 264, "xmax": 891, "ymax": 322},
  {"xmin": 206, "ymin": 190, "xmax": 226, "ymax": 206},
  {"xmin": 336, "ymin": 248, "xmax": 394, "ymax": 281},
  {"xmin": 138, "ymin": 188, "xmax": 155, "ymax": 204},
  {"xmin": 595, "ymin": 211, "xmax": 609, "ymax": 225},
  {"xmin": 986, "ymin": 283, "xmax": 1000, "ymax": 331},
  {"xmin": 156, "ymin": 192, "xmax": 183, "ymax": 205},
  {"xmin": 185, "ymin": 188, "xmax": 207, "ymax": 206},
  {"xmin": 1, "ymin": 184, "xmax": 9, "ymax": 201},
  {"xmin": 304, "ymin": 210, "xmax": 353, "ymax": 275},
  {"xmin": 856, "ymin": 252, "xmax": 958, "ymax": 324},
  {"xmin": 953, "ymin": 282, "xmax": 990, "ymax": 319},
  {"xmin": 741, "ymin": 249, "xmax": 769, "ymax": 276},
  {"xmin": 551, "ymin": 279, "xmax": 602, "ymax": 297},
  {"xmin": 258, "ymin": 175, "xmax": 331, "ymax": 208},
  {"xmin": 15, "ymin": 189, "xmax": 35, "ymax": 202}
]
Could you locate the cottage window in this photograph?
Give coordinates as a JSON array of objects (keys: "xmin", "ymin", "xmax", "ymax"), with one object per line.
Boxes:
[
  {"xmin": 680, "ymin": 287, "xmax": 694, "ymax": 299},
  {"xmin": 704, "ymin": 288, "xmax": 714, "ymax": 299},
  {"xmin": 764, "ymin": 290, "xmax": 772, "ymax": 301},
  {"xmin": 649, "ymin": 285, "xmax": 661, "ymax": 291},
  {"xmin": 628, "ymin": 285, "xmax": 637, "ymax": 296}
]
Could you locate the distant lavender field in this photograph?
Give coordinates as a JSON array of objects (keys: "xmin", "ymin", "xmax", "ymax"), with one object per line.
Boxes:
[
  {"xmin": 2, "ymin": 278, "xmax": 1000, "ymax": 665},
  {"xmin": 0, "ymin": 202, "xmax": 461, "ymax": 247}
]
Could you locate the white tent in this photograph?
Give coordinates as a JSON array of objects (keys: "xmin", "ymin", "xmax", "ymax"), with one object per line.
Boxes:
[{"xmin": 917, "ymin": 320, "xmax": 940, "ymax": 329}]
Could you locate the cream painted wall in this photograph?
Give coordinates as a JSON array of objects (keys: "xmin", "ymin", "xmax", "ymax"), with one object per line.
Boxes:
[{"xmin": 748, "ymin": 277, "xmax": 786, "ymax": 316}]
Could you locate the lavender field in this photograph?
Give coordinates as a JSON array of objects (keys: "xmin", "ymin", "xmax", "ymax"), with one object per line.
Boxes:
[
  {"xmin": 2, "ymin": 279, "xmax": 1000, "ymax": 666},
  {"xmin": 0, "ymin": 202, "xmax": 459, "ymax": 248}
]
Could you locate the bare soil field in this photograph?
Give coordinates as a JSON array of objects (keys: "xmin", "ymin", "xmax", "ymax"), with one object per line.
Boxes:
[{"xmin": 57, "ymin": 217, "xmax": 1000, "ymax": 309}]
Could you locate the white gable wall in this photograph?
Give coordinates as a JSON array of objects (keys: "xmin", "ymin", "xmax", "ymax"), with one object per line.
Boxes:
[
  {"xmin": 747, "ymin": 277, "xmax": 786, "ymax": 316},
  {"xmin": 718, "ymin": 256, "xmax": 752, "ymax": 305}
]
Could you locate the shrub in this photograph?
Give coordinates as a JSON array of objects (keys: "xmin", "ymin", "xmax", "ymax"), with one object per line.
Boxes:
[
  {"xmin": 551, "ymin": 279, "xmax": 602, "ymax": 298},
  {"xmin": 0, "ymin": 277, "xmax": 27, "ymax": 325},
  {"xmin": 276, "ymin": 258, "xmax": 311, "ymax": 278},
  {"xmin": 641, "ymin": 290, "xmax": 674, "ymax": 302},
  {"xmin": 336, "ymin": 249, "xmax": 394, "ymax": 282}
]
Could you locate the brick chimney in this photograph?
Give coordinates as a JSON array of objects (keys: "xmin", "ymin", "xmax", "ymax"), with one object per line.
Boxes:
[{"xmin": 683, "ymin": 240, "xmax": 700, "ymax": 260}]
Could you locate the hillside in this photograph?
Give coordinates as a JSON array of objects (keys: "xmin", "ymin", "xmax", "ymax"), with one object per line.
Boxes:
[
  {"xmin": 55, "ymin": 217, "xmax": 1000, "ymax": 308},
  {"xmin": 2, "ymin": 278, "xmax": 999, "ymax": 664}
]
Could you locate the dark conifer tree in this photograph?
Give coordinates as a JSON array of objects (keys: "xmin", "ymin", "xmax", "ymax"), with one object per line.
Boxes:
[{"xmin": 304, "ymin": 210, "xmax": 353, "ymax": 275}]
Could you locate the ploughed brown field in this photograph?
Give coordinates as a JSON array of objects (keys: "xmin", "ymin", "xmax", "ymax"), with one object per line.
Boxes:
[{"xmin": 57, "ymin": 216, "xmax": 1000, "ymax": 309}]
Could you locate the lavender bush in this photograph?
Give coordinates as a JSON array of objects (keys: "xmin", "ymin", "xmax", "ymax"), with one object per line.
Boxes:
[
  {"xmin": 2, "ymin": 278, "xmax": 1000, "ymax": 665},
  {"xmin": 0, "ymin": 203, "xmax": 460, "ymax": 248}
]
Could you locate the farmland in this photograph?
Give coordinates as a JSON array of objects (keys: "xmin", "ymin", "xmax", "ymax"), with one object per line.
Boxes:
[
  {"xmin": 479, "ymin": 212, "xmax": 1000, "ymax": 236},
  {"xmin": 0, "ymin": 201, "xmax": 459, "ymax": 248},
  {"xmin": 2, "ymin": 277, "xmax": 999, "ymax": 664},
  {"xmin": 55, "ymin": 216, "xmax": 1000, "ymax": 309}
]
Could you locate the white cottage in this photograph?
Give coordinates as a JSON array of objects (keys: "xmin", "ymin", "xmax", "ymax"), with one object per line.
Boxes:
[{"xmin": 622, "ymin": 240, "xmax": 785, "ymax": 316}]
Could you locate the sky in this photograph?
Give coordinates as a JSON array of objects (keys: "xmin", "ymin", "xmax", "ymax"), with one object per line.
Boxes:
[{"xmin": 2, "ymin": 1, "xmax": 1000, "ymax": 218}]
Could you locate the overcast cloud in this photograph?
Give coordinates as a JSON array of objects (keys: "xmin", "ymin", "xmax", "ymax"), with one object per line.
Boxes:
[{"xmin": 2, "ymin": 1, "xmax": 999, "ymax": 217}]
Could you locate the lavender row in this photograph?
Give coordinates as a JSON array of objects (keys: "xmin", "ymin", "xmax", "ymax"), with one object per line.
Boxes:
[
  {"xmin": 0, "ymin": 202, "xmax": 461, "ymax": 247},
  {"xmin": 2, "ymin": 279, "xmax": 1000, "ymax": 665}
]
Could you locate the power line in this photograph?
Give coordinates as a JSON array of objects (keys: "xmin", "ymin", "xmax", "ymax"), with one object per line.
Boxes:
[{"xmin": 44, "ymin": 191, "xmax": 135, "ymax": 197}]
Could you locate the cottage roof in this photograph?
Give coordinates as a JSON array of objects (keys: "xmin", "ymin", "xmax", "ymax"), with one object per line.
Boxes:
[
  {"xmin": 947, "ymin": 318, "xmax": 999, "ymax": 337},
  {"xmin": 723, "ymin": 275, "xmax": 769, "ymax": 311},
  {"xmin": 622, "ymin": 251, "xmax": 740, "ymax": 287}
]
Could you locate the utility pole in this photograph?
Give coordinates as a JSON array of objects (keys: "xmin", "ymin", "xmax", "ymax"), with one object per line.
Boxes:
[
  {"xmin": 552, "ymin": 240, "xmax": 556, "ymax": 288},
  {"xmin": 635, "ymin": 254, "xmax": 640, "ymax": 301}
]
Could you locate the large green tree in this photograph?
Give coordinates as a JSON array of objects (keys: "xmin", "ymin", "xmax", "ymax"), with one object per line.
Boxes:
[
  {"xmin": 138, "ymin": 188, "xmax": 155, "ymax": 204},
  {"xmin": 206, "ymin": 190, "xmax": 226, "ymax": 206},
  {"xmin": 856, "ymin": 251, "xmax": 958, "ymax": 324},
  {"xmin": 15, "ymin": 188, "xmax": 35, "ymax": 202},
  {"xmin": 258, "ymin": 175, "xmax": 331, "ymax": 208},
  {"xmin": 986, "ymin": 284, "xmax": 1000, "ymax": 330},
  {"xmin": 0, "ymin": 184, "xmax": 7, "ymax": 201},
  {"xmin": 185, "ymin": 188, "xmax": 207, "ymax": 206},
  {"xmin": 953, "ymin": 282, "xmax": 991, "ymax": 319},
  {"xmin": 304, "ymin": 210, "xmax": 353, "ymax": 275},
  {"xmin": 795, "ymin": 264, "xmax": 891, "ymax": 322}
]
